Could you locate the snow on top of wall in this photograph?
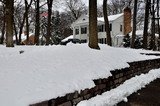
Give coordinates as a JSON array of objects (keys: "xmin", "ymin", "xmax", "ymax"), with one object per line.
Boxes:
[
  {"xmin": 77, "ymin": 68, "xmax": 160, "ymax": 106},
  {"xmin": 0, "ymin": 44, "xmax": 159, "ymax": 106},
  {"xmin": 98, "ymin": 13, "xmax": 124, "ymax": 22}
]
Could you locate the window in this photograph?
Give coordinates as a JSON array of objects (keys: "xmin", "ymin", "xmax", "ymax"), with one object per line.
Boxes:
[
  {"xmin": 105, "ymin": 38, "xmax": 107, "ymax": 44},
  {"xmin": 75, "ymin": 29, "xmax": 79, "ymax": 35},
  {"xmin": 110, "ymin": 24, "xmax": 112, "ymax": 31},
  {"xmin": 98, "ymin": 25, "xmax": 104, "ymax": 32},
  {"xmin": 98, "ymin": 38, "xmax": 104, "ymax": 44},
  {"xmin": 120, "ymin": 25, "xmax": 123, "ymax": 32},
  {"xmin": 81, "ymin": 27, "xmax": 87, "ymax": 34}
]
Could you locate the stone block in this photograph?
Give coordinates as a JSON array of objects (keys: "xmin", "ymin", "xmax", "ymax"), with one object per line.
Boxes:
[
  {"xmin": 109, "ymin": 80, "xmax": 113, "ymax": 86},
  {"xmin": 101, "ymin": 78, "xmax": 108, "ymax": 83},
  {"xmin": 97, "ymin": 84, "xmax": 105, "ymax": 90},
  {"xmin": 94, "ymin": 90, "xmax": 102, "ymax": 96},
  {"xmin": 122, "ymin": 76, "xmax": 127, "ymax": 81},
  {"xmin": 72, "ymin": 97, "xmax": 83, "ymax": 105},
  {"xmin": 119, "ymin": 78, "xmax": 123, "ymax": 83},
  {"xmin": 93, "ymin": 79, "xmax": 102, "ymax": 85},
  {"xmin": 58, "ymin": 101, "xmax": 72, "ymax": 106},
  {"xmin": 66, "ymin": 91, "xmax": 79, "ymax": 100},
  {"xmin": 115, "ymin": 74, "xmax": 120, "ymax": 79},
  {"xmin": 91, "ymin": 86, "xmax": 99, "ymax": 92},
  {"xmin": 30, "ymin": 101, "xmax": 48, "ymax": 106},
  {"xmin": 55, "ymin": 96, "xmax": 67, "ymax": 105},
  {"xmin": 83, "ymin": 94, "xmax": 92, "ymax": 100},
  {"xmin": 119, "ymin": 73, "xmax": 123, "ymax": 77},
  {"xmin": 80, "ymin": 89, "xmax": 89, "ymax": 96}
]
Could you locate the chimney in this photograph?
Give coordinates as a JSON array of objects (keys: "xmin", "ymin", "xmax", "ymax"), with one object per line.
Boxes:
[{"xmin": 123, "ymin": 6, "xmax": 132, "ymax": 35}]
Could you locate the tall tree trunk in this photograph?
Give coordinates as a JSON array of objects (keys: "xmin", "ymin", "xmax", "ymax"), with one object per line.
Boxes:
[
  {"xmin": 88, "ymin": 0, "xmax": 99, "ymax": 49},
  {"xmin": 0, "ymin": 4, "xmax": 5, "ymax": 44},
  {"xmin": 34, "ymin": 0, "xmax": 40, "ymax": 45},
  {"xmin": 131, "ymin": 0, "xmax": 138, "ymax": 48},
  {"xmin": 18, "ymin": 0, "xmax": 32, "ymax": 45},
  {"xmin": 150, "ymin": 0, "xmax": 156, "ymax": 50},
  {"xmin": 103, "ymin": 0, "xmax": 112, "ymax": 46},
  {"xmin": 25, "ymin": 0, "xmax": 29, "ymax": 45},
  {"xmin": 26, "ymin": 13, "xmax": 29, "ymax": 44},
  {"xmin": 46, "ymin": 0, "xmax": 53, "ymax": 45},
  {"xmin": 157, "ymin": 0, "xmax": 160, "ymax": 50},
  {"xmin": 18, "ymin": 13, "xmax": 26, "ymax": 44},
  {"xmin": 13, "ymin": 19, "xmax": 18, "ymax": 44},
  {"xmin": 143, "ymin": 0, "xmax": 150, "ymax": 49},
  {"xmin": 5, "ymin": 0, "xmax": 14, "ymax": 47},
  {"xmin": 1, "ymin": 20, "xmax": 5, "ymax": 44}
]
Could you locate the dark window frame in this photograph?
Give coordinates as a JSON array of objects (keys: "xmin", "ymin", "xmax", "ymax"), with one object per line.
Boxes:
[
  {"xmin": 98, "ymin": 25, "xmax": 104, "ymax": 32},
  {"xmin": 110, "ymin": 24, "xmax": 112, "ymax": 31},
  {"xmin": 120, "ymin": 25, "xmax": 123, "ymax": 32},
  {"xmin": 81, "ymin": 27, "xmax": 87, "ymax": 34},
  {"xmin": 75, "ymin": 28, "xmax": 79, "ymax": 35}
]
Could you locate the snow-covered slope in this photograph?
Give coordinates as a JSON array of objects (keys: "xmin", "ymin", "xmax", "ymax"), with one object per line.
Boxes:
[{"xmin": 0, "ymin": 44, "xmax": 159, "ymax": 106}]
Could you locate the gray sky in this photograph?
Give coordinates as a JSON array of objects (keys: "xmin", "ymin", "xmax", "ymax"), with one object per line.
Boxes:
[
  {"xmin": 54, "ymin": 0, "xmax": 103, "ymax": 12},
  {"xmin": 82, "ymin": 0, "xmax": 103, "ymax": 6}
]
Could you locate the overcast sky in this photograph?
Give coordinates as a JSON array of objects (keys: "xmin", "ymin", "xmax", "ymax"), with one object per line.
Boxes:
[
  {"xmin": 53, "ymin": 0, "xmax": 103, "ymax": 12},
  {"xmin": 82, "ymin": 0, "xmax": 103, "ymax": 6}
]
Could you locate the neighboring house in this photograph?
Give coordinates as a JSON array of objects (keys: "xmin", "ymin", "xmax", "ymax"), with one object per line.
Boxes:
[
  {"xmin": 22, "ymin": 33, "xmax": 35, "ymax": 45},
  {"xmin": 13, "ymin": 33, "xmax": 35, "ymax": 45},
  {"xmin": 71, "ymin": 6, "xmax": 132, "ymax": 46}
]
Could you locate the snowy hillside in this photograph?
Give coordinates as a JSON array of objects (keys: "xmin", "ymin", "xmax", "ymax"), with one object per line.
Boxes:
[{"xmin": 0, "ymin": 44, "xmax": 159, "ymax": 106}]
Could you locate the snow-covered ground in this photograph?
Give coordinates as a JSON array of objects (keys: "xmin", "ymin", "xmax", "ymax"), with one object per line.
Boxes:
[
  {"xmin": 0, "ymin": 44, "xmax": 159, "ymax": 106},
  {"xmin": 77, "ymin": 68, "xmax": 160, "ymax": 106}
]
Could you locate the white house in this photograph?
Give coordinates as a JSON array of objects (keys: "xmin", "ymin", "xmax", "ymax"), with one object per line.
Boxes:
[{"xmin": 71, "ymin": 6, "xmax": 132, "ymax": 46}]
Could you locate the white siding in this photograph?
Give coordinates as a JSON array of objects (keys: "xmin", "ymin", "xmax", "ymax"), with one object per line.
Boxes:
[{"xmin": 71, "ymin": 14, "xmax": 125, "ymax": 46}]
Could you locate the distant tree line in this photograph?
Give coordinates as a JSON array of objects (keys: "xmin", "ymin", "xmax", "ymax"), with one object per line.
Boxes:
[{"xmin": 0, "ymin": 0, "xmax": 87, "ymax": 47}]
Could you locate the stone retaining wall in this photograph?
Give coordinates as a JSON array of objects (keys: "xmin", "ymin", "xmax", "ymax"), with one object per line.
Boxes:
[{"xmin": 30, "ymin": 58, "xmax": 160, "ymax": 106}]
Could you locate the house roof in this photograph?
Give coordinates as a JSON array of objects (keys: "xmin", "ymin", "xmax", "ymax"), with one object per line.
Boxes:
[
  {"xmin": 61, "ymin": 35, "xmax": 73, "ymax": 42},
  {"xmin": 98, "ymin": 13, "xmax": 124, "ymax": 22},
  {"xmin": 71, "ymin": 13, "xmax": 124, "ymax": 27}
]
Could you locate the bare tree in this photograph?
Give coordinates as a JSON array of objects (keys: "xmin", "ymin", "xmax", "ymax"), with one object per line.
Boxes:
[
  {"xmin": 97, "ymin": 6, "xmax": 104, "ymax": 17},
  {"xmin": 34, "ymin": 0, "xmax": 40, "ymax": 45},
  {"xmin": 108, "ymin": 0, "xmax": 132, "ymax": 15},
  {"xmin": 46, "ymin": 0, "xmax": 54, "ymax": 45},
  {"xmin": 150, "ymin": 0, "xmax": 156, "ymax": 50},
  {"xmin": 0, "ymin": 3, "xmax": 5, "ymax": 44},
  {"xmin": 103, "ymin": 0, "xmax": 112, "ymax": 46},
  {"xmin": 64, "ymin": 0, "xmax": 87, "ymax": 20},
  {"xmin": 18, "ymin": 0, "xmax": 32, "ymax": 44},
  {"xmin": 143, "ymin": 0, "xmax": 150, "ymax": 49},
  {"xmin": 25, "ymin": 0, "xmax": 33, "ymax": 44},
  {"xmin": 131, "ymin": 0, "xmax": 138, "ymax": 48},
  {"xmin": 5, "ymin": 0, "xmax": 14, "ymax": 47},
  {"xmin": 89, "ymin": 0, "xmax": 100, "ymax": 49},
  {"xmin": 157, "ymin": 0, "xmax": 160, "ymax": 50}
]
